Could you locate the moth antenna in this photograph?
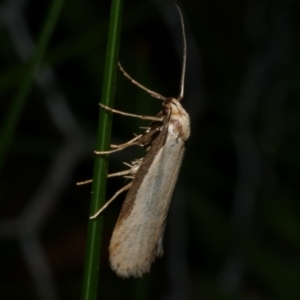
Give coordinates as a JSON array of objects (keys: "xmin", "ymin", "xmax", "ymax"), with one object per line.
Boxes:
[
  {"xmin": 118, "ymin": 63, "xmax": 167, "ymax": 101},
  {"xmin": 175, "ymin": 2, "xmax": 186, "ymax": 101}
]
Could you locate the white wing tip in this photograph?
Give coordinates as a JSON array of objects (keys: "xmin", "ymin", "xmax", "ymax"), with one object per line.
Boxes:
[{"xmin": 110, "ymin": 257, "xmax": 152, "ymax": 278}]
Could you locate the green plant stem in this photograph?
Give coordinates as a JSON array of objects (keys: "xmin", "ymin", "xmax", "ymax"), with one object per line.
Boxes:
[
  {"xmin": 81, "ymin": 0, "xmax": 124, "ymax": 299},
  {"xmin": 0, "ymin": 0, "xmax": 64, "ymax": 172}
]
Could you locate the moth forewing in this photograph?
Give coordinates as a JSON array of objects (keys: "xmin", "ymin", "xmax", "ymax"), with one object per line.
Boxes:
[{"xmin": 109, "ymin": 98, "xmax": 190, "ymax": 277}]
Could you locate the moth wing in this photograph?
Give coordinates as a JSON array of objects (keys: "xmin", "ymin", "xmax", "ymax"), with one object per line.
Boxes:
[{"xmin": 109, "ymin": 129, "xmax": 186, "ymax": 278}]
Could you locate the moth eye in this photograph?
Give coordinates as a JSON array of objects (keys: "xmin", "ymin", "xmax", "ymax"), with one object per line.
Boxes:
[{"xmin": 163, "ymin": 107, "xmax": 169, "ymax": 115}]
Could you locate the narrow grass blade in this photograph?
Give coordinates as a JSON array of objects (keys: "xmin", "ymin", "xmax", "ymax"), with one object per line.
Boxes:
[{"xmin": 81, "ymin": 0, "xmax": 124, "ymax": 299}]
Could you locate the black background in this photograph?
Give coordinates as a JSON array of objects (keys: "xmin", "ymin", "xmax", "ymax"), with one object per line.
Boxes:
[{"xmin": 0, "ymin": 0, "xmax": 299, "ymax": 299}]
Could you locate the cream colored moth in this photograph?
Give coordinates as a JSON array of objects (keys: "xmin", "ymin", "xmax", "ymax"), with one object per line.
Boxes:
[{"xmin": 87, "ymin": 4, "xmax": 190, "ymax": 278}]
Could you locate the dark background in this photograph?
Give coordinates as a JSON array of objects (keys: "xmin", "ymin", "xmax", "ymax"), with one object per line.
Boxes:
[{"xmin": 0, "ymin": 0, "xmax": 299, "ymax": 299}]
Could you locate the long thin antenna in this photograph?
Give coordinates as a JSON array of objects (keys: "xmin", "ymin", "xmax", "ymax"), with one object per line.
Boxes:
[
  {"xmin": 175, "ymin": 2, "xmax": 187, "ymax": 101},
  {"xmin": 118, "ymin": 63, "xmax": 167, "ymax": 101}
]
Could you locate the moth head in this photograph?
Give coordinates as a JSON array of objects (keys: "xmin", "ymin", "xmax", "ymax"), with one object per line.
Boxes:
[
  {"xmin": 163, "ymin": 97, "xmax": 190, "ymax": 141},
  {"xmin": 163, "ymin": 97, "xmax": 186, "ymax": 117}
]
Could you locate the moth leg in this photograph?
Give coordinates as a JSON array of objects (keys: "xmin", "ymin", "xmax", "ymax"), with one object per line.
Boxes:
[
  {"xmin": 76, "ymin": 170, "xmax": 131, "ymax": 185},
  {"xmin": 95, "ymin": 135, "xmax": 143, "ymax": 155},
  {"xmin": 77, "ymin": 159, "xmax": 141, "ymax": 186},
  {"xmin": 109, "ymin": 134, "xmax": 143, "ymax": 150},
  {"xmin": 139, "ymin": 126, "xmax": 151, "ymax": 130},
  {"xmin": 100, "ymin": 103, "xmax": 162, "ymax": 122},
  {"xmin": 98, "ymin": 125, "xmax": 160, "ymax": 155},
  {"xmin": 108, "ymin": 169, "xmax": 134, "ymax": 178},
  {"xmin": 109, "ymin": 159, "xmax": 142, "ymax": 178},
  {"xmin": 90, "ymin": 182, "xmax": 132, "ymax": 219},
  {"xmin": 118, "ymin": 62, "xmax": 167, "ymax": 101},
  {"xmin": 76, "ymin": 179, "xmax": 93, "ymax": 185},
  {"xmin": 123, "ymin": 162, "xmax": 132, "ymax": 168},
  {"xmin": 98, "ymin": 126, "xmax": 158, "ymax": 155},
  {"xmin": 111, "ymin": 133, "xmax": 143, "ymax": 149}
]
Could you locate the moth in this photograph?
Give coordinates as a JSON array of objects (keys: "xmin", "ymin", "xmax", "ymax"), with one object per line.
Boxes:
[{"xmin": 88, "ymin": 4, "xmax": 190, "ymax": 278}]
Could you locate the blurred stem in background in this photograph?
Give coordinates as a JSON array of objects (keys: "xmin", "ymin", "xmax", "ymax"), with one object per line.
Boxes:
[
  {"xmin": 0, "ymin": 0, "xmax": 64, "ymax": 172},
  {"xmin": 80, "ymin": 0, "xmax": 124, "ymax": 299}
]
